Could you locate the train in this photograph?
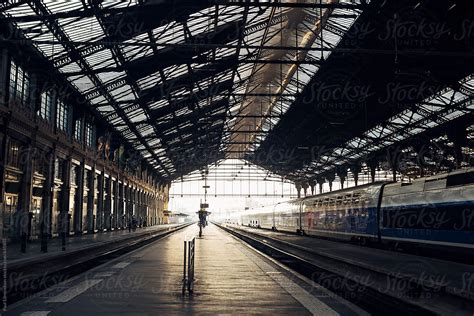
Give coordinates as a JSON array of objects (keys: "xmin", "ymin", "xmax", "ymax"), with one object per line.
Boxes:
[{"xmin": 222, "ymin": 168, "xmax": 474, "ymax": 252}]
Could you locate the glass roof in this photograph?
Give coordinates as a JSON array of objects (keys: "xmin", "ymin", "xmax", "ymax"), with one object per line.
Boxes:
[{"xmin": 2, "ymin": 0, "xmax": 390, "ymax": 181}]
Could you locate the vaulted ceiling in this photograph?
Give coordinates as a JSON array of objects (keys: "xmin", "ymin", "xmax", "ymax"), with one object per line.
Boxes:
[{"xmin": 2, "ymin": 0, "xmax": 473, "ymax": 182}]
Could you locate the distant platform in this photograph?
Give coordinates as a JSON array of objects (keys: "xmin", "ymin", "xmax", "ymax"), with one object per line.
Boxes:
[{"xmin": 6, "ymin": 224, "xmax": 182, "ymax": 266}]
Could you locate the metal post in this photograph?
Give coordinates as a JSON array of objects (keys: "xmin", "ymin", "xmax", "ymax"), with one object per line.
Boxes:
[
  {"xmin": 182, "ymin": 236, "xmax": 195, "ymax": 294},
  {"xmin": 182, "ymin": 239, "xmax": 187, "ymax": 295},
  {"xmin": 188, "ymin": 237, "xmax": 195, "ymax": 293}
]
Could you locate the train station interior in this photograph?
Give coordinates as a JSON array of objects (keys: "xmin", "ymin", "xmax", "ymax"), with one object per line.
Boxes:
[{"xmin": 0, "ymin": 0, "xmax": 473, "ymax": 315}]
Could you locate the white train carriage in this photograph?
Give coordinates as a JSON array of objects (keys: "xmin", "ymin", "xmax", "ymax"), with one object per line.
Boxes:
[
  {"xmin": 380, "ymin": 168, "xmax": 474, "ymax": 249},
  {"xmin": 241, "ymin": 204, "xmax": 277, "ymax": 229},
  {"xmin": 226, "ymin": 168, "xmax": 474, "ymax": 253},
  {"xmin": 300, "ymin": 182, "xmax": 386, "ymax": 240}
]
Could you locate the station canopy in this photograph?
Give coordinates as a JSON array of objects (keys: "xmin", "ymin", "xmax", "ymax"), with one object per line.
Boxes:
[{"xmin": 2, "ymin": 0, "xmax": 473, "ymax": 182}]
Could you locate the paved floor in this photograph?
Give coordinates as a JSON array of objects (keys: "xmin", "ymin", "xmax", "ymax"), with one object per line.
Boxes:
[
  {"xmin": 228, "ymin": 225, "xmax": 474, "ymax": 301},
  {"xmin": 6, "ymin": 224, "xmax": 182, "ymax": 266},
  {"xmin": 4, "ymin": 224, "xmax": 365, "ymax": 315}
]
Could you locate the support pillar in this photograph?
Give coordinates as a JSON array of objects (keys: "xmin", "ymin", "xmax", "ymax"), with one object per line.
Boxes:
[
  {"xmin": 301, "ymin": 182, "xmax": 309, "ymax": 197},
  {"xmin": 350, "ymin": 164, "xmax": 361, "ymax": 186},
  {"xmin": 316, "ymin": 177, "xmax": 325, "ymax": 194},
  {"xmin": 308, "ymin": 179, "xmax": 316, "ymax": 196},
  {"xmin": 143, "ymin": 192, "xmax": 147, "ymax": 226},
  {"xmin": 126, "ymin": 185, "xmax": 133, "ymax": 231},
  {"xmin": 86, "ymin": 167, "xmax": 96, "ymax": 233},
  {"xmin": 448, "ymin": 126, "xmax": 468, "ymax": 170},
  {"xmin": 113, "ymin": 178, "xmax": 119, "ymax": 229},
  {"xmin": 0, "ymin": 48, "xmax": 9, "ymax": 106},
  {"xmin": 0, "ymin": 115, "xmax": 10, "ymax": 248},
  {"xmin": 17, "ymin": 142, "xmax": 34, "ymax": 252},
  {"xmin": 367, "ymin": 160, "xmax": 378, "ymax": 183},
  {"xmin": 40, "ymin": 148, "xmax": 55, "ymax": 252},
  {"xmin": 60, "ymin": 158, "xmax": 72, "ymax": 250},
  {"xmin": 337, "ymin": 167, "xmax": 348, "ymax": 189},
  {"xmin": 326, "ymin": 173, "xmax": 335, "ymax": 192},
  {"xmin": 295, "ymin": 182, "xmax": 302, "ymax": 199},
  {"xmin": 136, "ymin": 189, "xmax": 140, "ymax": 226},
  {"xmin": 73, "ymin": 161, "xmax": 85, "ymax": 235},
  {"xmin": 118, "ymin": 182, "xmax": 124, "ymax": 228},
  {"xmin": 96, "ymin": 171, "xmax": 105, "ymax": 231},
  {"xmin": 104, "ymin": 176, "xmax": 112, "ymax": 231}
]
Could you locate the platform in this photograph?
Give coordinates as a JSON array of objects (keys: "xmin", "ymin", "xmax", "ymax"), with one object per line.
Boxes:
[
  {"xmin": 4, "ymin": 224, "xmax": 366, "ymax": 315},
  {"xmin": 225, "ymin": 224, "xmax": 474, "ymax": 301},
  {"xmin": 5, "ymin": 224, "xmax": 182, "ymax": 267}
]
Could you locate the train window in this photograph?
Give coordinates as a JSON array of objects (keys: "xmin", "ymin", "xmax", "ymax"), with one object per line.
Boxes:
[
  {"xmin": 343, "ymin": 194, "xmax": 352, "ymax": 205},
  {"xmin": 352, "ymin": 192, "xmax": 361, "ymax": 204},
  {"xmin": 447, "ymin": 172, "xmax": 474, "ymax": 187}
]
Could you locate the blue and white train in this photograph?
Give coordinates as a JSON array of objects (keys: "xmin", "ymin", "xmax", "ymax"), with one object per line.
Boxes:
[{"xmin": 223, "ymin": 168, "xmax": 474, "ymax": 251}]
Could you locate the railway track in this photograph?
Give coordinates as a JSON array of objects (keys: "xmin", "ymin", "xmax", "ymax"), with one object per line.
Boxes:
[
  {"xmin": 1, "ymin": 223, "xmax": 193, "ymax": 307},
  {"xmin": 215, "ymin": 223, "xmax": 474, "ymax": 316}
]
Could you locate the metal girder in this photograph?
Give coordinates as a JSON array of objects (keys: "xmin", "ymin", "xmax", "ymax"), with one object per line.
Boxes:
[
  {"xmin": 102, "ymin": 0, "xmax": 211, "ymax": 42},
  {"xmin": 160, "ymin": 120, "xmax": 225, "ymax": 142},
  {"xmin": 10, "ymin": 0, "xmax": 472, "ymax": 185},
  {"xmin": 152, "ymin": 100, "xmax": 229, "ymax": 132},
  {"xmin": 297, "ymin": 80, "xmax": 474, "ymax": 178},
  {"xmin": 124, "ymin": 20, "xmax": 243, "ymax": 80},
  {"xmin": 137, "ymin": 55, "xmax": 238, "ymax": 105},
  {"xmin": 28, "ymin": 0, "xmax": 171, "ymax": 177},
  {"xmin": 149, "ymin": 79, "xmax": 234, "ymax": 119},
  {"xmin": 2, "ymin": 1, "xmax": 365, "ymax": 22}
]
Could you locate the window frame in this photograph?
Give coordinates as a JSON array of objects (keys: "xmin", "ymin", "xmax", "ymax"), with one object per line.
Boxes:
[
  {"xmin": 39, "ymin": 90, "xmax": 54, "ymax": 122},
  {"xmin": 9, "ymin": 60, "xmax": 30, "ymax": 105},
  {"xmin": 56, "ymin": 99, "xmax": 70, "ymax": 133}
]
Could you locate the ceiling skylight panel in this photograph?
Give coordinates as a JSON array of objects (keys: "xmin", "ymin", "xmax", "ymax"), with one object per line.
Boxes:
[
  {"xmin": 71, "ymin": 77, "xmax": 96, "ymax": 94},
  {"xmin": 15, "ymin": 20, "xmax": 39, "ymax": 34},
  {"xmin": 59, "ymin": 61, "xmax": 83, "ymax": 74},
  {"xmin": 151, "ymin": 99, "xmax": 170, "ymax": 110},
  {"xmin": 151, "ymin": 22, "xmax": 183, "ymax": 43},
  {"xmin": 110, "ymin": 86, "xmax": 136, "ymax": 102},
  {"xmin": 44, "ymin": 0, "xmax": 82, "ymax": 13},
  {"xmin": 59, "ymin": 16, "xmax": 103, "ymax": 41},
  {"xmin": 97, "ymin": 71, "xmax": 125, "ymax": 84},
  {"xmin": 120, "ymin": 42, "xmax": 150, "ymax": 62},
  {"xmin": 96, "ymin": 104, "xmax": 114, "ymax": 112},
  {"xmin": 5, "ymin": 2, "xmax": 33, "ymax": 16},
  {"xmin": 127, "ymin": 109, "xmax": 147, "ymax": 123},
  {"xmin": 163, "ymin": 64, "xmax": 188, "ymax": 79},
  {"xmin": 86, "ymin": 50, "xmax": 116, "ymax": 68},
  {"xmin": 89, "ymin": 94, "xmax": 107, "ymax": 105}
]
